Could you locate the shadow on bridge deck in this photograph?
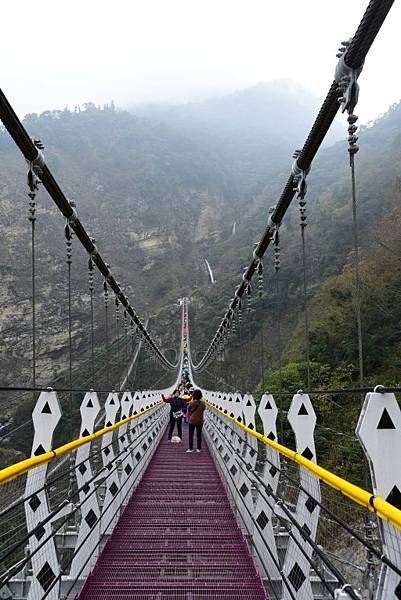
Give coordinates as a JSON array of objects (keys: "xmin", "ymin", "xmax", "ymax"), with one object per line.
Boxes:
[{"xmin": 77, "ymin": 431, "xmax": 267, "ymax": 599}]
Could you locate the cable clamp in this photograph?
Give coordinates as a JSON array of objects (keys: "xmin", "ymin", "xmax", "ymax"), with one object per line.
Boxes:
[
  {"xmin": 89, "ymin": 238, "xmax": 99, "ymax": 258},
  {"xmin": 335, "ymin": 39, "xmax": 364, "ymax": 115},
  {"xmin": 30, "ymin": 140, "xmax": 45, "ymax": 174},
  {"xmin": 118, "ymin": 291, "xmax": 127, "ymax": 305},
  {"xmin": 268, "ymin": 205, "xmax": 280, "ymax": 229},
  {"xmin": 27, "ymin": 166, "xmax": 42, "ymax": 193},
  {"xmin": 292, "ymin": 150, "xmax": 310, "ymax": 200},
  {"xmin": 252, "ymin": 243, "xmax": 262, "ymax": 262},
  {"xmin": 67, "ymin": 201, "xmax": 78, "ymax": 224}
]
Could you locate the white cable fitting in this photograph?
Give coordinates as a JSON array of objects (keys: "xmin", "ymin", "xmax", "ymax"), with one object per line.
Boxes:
[
  {"xmin": 67, "ymin": 201, "xmax": 78, "ymax": 224},
  {"xmin": 334, "ymin": 40, "xmax": 364, "ymax": 115},
  {"xmin": 291, "ymin": 157, "xmax": 310, "ymax": 179},
  {"xmin": 268, "ymin": 206, "xmax": 280, "ymax": 229},
  {"xmin": 30, "ymin": 146, "xmax": 45, "ymax": 171},
  {"xmin": 89, "ymin": 240, "xmax": 99, "ymax": 258}
]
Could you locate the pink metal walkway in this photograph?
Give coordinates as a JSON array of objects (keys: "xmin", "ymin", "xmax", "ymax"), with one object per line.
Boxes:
[{"xmin": 77, "ymin": 432, "xmax": 267, "ymax": 599}]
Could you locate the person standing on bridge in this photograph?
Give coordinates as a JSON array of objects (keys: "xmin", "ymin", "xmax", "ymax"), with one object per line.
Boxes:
[
  {"xmin": 162, "ymin": 388, "xmax": 184, "ymax": 442},
  {"xmin": 179, "ymin": 385, "xmax": 192, "ymax": 424},
  {"xmin": 186, "ymin": 389, "xmax": 206, "ymax": 453}
]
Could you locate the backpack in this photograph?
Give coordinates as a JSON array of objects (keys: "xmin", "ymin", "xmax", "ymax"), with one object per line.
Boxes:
[{"xmin": 171, "ymin": 396, "xmax": 182, "ymax": 418}]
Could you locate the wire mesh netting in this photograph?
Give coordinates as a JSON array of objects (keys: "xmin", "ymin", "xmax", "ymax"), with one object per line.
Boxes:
[
  {"xmin": 0, "ymin": 399, "xmax": 169, "ymax": 598},
  {"xmin": 205, "ymin": 406, "xmax": 401, "ymax": 600}
]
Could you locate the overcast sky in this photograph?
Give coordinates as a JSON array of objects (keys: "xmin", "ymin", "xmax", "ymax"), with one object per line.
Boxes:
[{"xmin": 2, "ymin": 0, "xmax": 400, "ymax": 124}]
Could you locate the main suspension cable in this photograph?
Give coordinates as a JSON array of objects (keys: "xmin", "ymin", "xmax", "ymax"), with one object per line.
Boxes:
[
  {"xmin": 191, "ymin": 0, "xmax": 395, "ymax": 373},
  {"xmin": 0, "ymin": 88, "xmax": 178, "ymax": 371}
]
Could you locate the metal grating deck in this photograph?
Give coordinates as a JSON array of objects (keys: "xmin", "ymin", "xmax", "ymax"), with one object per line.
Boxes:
[{"xmin": 77, "ymin": 432, "xmax": 267, "ymax": 599}]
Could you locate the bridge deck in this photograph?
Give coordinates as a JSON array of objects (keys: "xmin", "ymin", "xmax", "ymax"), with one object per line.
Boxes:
[{"xmin": 77, "ymin": 431, "xmax": 267, "ymax": 599}]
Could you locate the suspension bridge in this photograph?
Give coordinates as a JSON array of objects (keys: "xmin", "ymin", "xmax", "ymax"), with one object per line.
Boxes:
[{"xmin": 0, "ymin": 0, "xmax": 401, "ymax": 598}]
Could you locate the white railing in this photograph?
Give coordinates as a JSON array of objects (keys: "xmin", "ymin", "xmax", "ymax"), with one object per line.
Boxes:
[
  {"xmin": 0, "ymin": 387, "xmax": 170, "ymax": 600},
  {"xmin": 201, "ymin": 388, "xmax": 401, "ymax": 600}
]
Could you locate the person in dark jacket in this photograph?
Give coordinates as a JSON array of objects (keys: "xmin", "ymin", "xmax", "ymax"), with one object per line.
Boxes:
[
  {"xmin": 180, "ymin": 388, "xmax": 192, "ymax": 424},
  {"xmin": 162, "ymin": 389, "xmax": 184, "ymax": 441},
  {"xmin": 186, "ymin": 389, "xmax": 206, "ymax": 453}
]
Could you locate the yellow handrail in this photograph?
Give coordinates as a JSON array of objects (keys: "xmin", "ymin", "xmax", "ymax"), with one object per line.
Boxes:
[
  {"xmin": 207, "ymin": 402, "xmax": 401, "ymax": 531},
  {"xmin": 0, "ymin": 402, "xmax": 163, "ymax": 485}
]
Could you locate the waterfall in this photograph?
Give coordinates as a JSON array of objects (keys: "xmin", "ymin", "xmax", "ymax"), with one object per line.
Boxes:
[{"xmin": 204, "ymin": 258, "xmax": 216, "ymax": 284}]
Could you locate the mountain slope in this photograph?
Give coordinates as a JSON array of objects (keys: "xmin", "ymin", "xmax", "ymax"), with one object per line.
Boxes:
[
  {"xmin": 0, "ymin": 83, "xmax": 334, "ymax": 410},
  {"xmin": 0, "ymin": 88, "xmax": 400, "ymax": 439},
  {"xmin": 188, "ymin": 101, "xmax": 401, "ymax": 393}
]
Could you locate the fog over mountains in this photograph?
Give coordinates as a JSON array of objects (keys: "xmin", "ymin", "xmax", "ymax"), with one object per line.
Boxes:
[{"xmin": 132, "ymin": 80, "xmax": 345, "ymax": 186}]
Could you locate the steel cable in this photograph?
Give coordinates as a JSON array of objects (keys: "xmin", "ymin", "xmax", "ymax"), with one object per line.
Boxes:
[
  {"xmin": 0, "ymin": 406, "xmax": 166, "ymax": 583},
  {"xmin": 0, "ymin": 87, "xmax": 178, "ymax": 371},
  {"xmin": 216, "ymin": 411, "xmax": 401, "ymax": 579},
  {"xmin": 0, "ymin": 414, "xmax": 143, "ymax": 520},
  {"xmin": 274, "ymin": 237, "xmax": 282, "ymax": 390},
  {"xmin": 192, "ymin": 0, "xmax": 395, "ymax": 372},
  {"xmin": 65, "ymin": 222, "xmax": 73, "ymax": 440},
  {"xmin": 104, "ymin": 279, "xmax": 110, "ymax": 388},
  {"xmin": 345, "ymin": 0, "xmax": 395, "ymax": 68},
  {"xmin": 207, "ymin": 418, "xmax": 341, "ymax": 599},
  {"xmin": 206, "ymin": 424, "xmax": 296, "ymax": 600},
  {"xmin": 300, "ymin": 222, "xmax": 311, "ymax": 388},
  {"xmin": 88, "ymin": 258, "xmax": 95, "ymax": 388},
  {"xmin": 350, "ymin": 149, "xmax": 364, "ymax": 388},
  {"xmin": 39, "ymin": 412, "xmax": 166, "ymax": 600},
  {"xmin": 208, "ymin": 415, "xmax": 363, "ymax": 599},
  {"xmin": 27, "ymin": 163, "xmax": 38, "ymax": 396}
]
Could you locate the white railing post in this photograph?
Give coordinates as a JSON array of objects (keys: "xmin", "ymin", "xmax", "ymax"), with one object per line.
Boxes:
[
  {"xmin": 100, "ymin": 392, "xmax": 121, "ymax": 536},
  {"xmin": 282, "ymin": 392, "xmax": 320, "ymax": 599},
  {"xmin": 118, "ymin": 391, "xmax": 134, "ymax": 508},
  {"xmin": 356, "ymin": 390, "xmax": 401, "ymax": 600},
  {"xmin": 25, "ymin": 391, "xmax": 62, "ymax": 600},
  {"xmin": 253, "ymin": 393, "xmax": 281, "ymax": 580},
  {"xmin": 70, "ymin": 391, "xmax": 101, "ymax": 580}
]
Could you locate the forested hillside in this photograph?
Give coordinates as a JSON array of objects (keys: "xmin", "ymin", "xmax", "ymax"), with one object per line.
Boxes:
[
  {"xmin": 1, "ymin": 82, "xmax": 401, "ymax": 469},
  {"xmin": 190, "ymin": 101, "xmax": 401, "ymax": 398},
  {"xmin": 0, "ymin": 82, "xmax": 337, "ymax": 405}
]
